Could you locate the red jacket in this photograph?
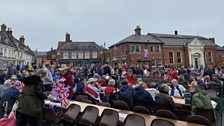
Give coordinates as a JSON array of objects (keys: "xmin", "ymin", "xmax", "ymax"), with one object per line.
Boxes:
[
  {"xmin": 171, "ymin": 70, "xmax": 178, "ymax": 80},
  {"xmin": 60, "ymin": 71, "xmax": 74, "ymax": 99},
  {"xmin": 125, "ymin": 74, "xmax": 135, "ymax": 86},
  {"xmin": 104, "ymin": 86, "xmax": 116, "ymax": 96}
]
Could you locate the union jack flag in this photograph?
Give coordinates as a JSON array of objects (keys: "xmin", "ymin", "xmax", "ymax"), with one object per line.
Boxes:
[{"xmin": 51, "ymin": 77, "xmax": 70, "ymax": 107}]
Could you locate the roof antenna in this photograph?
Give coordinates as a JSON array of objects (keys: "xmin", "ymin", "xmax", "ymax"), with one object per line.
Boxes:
[{"xmin": 196, "ymin": 29, "xmax": 199, "ymax": 36}]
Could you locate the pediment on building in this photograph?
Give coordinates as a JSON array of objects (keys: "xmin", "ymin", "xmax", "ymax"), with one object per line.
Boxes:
[{"xmin": 187, "ymin": 38, "xmax": 204, "ymax": 47}]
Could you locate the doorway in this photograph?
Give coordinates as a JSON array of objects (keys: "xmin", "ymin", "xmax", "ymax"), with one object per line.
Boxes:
[{"xmin": 195, "ymin": 58, "xmax": 198, "ymax": 69}]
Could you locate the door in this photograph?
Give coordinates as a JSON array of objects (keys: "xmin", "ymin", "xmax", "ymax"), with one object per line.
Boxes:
[{"xmin": 195, "ymin": 58, "xmax": 198, "ymax": 69}]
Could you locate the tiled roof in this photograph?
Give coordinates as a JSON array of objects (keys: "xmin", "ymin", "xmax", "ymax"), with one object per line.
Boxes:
[
  {"xmin": 111, "ymin": 34, "xmax": 164, "ymax": 47},
  {"xmin": 150, "ymin": 33, "xmax": 216, "ymax": 46},
  {"xmin": 0, "ymin": 30, "xmax": 34, "ymax": 55},
  {"xmin": 57, "ymin": 41, "xmax": 102, "ymax": 51},
  {"xmin": 110, "ymin": 32, "xmax": 217, "ymax": 47}
]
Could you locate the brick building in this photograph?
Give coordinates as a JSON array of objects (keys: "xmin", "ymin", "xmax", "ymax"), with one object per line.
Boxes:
[
  {"xmin": 56, "ymin": 33, "xmax": 104, "ymax": 66},
  {"xmin": 109, "ymin": 26, "xmax": 224, "ymax": 68}
]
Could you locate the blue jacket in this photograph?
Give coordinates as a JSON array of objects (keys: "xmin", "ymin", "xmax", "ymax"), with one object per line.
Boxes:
[
  {"xmin": 134, "ymin": 86, "xmax": 154, "ymax": 110},
  {"xmin": 119, "ymin": 85, "xmax": 134, "ymax": 106},
  {"xmin": 1, "ymin": 87, "xmax": 20, "ymax": 113}
]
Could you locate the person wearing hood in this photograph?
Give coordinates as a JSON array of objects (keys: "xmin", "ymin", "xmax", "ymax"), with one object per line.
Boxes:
[
  {"xmin": 118, "ymin": 79, "xmax": 134, "ymax": 107},
  {"xmin": 16, "ymin": 69, "xmax": 50, "ymax": 126},
  {"xmin": 190, "ymin": 81, "xmax": 213, "ymax": 114},
  {"xmin": 134, "ymin": 81, "xmax": 154, "ymax": 113}
]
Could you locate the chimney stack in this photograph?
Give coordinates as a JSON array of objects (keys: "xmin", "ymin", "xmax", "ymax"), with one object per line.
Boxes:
[
  {"xmin": 19, "ymin": 35, "xmax": 25, "ymax": 45},
  {"xmin": 135, "ymin": 26, "xmax": 141, "ymax": 36},
  {"xmin": 174, "ymin": 30, "xmax": 178, "ymax": 35},
  {"xmin": 7, "ymin": 28, "xmax": 13, "ymax": 37},
  {"xmin": 1, "ymin": 24, "xmax": 6, "ymax": 32},
  {"xmin": 65, "ymin": 33, "xmax": 72, "ymax": 42},
  {"xmin": 51, "ymin": 47, "xmax": 53, "ymax": 51},
  {"xmin": 209, "ymin": 37, "xmax": 215, "ymax": 43}
]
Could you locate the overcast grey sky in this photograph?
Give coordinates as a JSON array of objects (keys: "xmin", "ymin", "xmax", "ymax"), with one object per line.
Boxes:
[{"xmin": 1, "ymin": 0, "xmax": 223, "ymax": 51}]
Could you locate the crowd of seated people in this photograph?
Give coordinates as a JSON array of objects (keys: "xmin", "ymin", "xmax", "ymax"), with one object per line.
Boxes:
[{"xmin": 0, "ymin": 62, "xmax": 224, "ymax": 125}]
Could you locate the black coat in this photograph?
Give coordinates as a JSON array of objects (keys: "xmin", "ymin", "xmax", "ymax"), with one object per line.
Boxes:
[
  {"xmin": 134, "ymin": 86, "xmax": 154, "ymax": 111},
  {"xmin": 17, "ymin": 75, "xmax": 47, "ymax": 118},
  {"xmin": 155, "ymin": 91, "xmax": 176, "ymax": 110}
]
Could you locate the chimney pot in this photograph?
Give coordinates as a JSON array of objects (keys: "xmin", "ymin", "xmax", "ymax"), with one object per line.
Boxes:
[
  {"xmin": 1, "ymin": 24, "xmax": 6, "ymax": 32},
  {"xmin": 135, "ymin": 26, "xmax": 141, "ymax": 36},
  {"xmin": 209, "ymin": 37, "xmax": 215, "ymax": 43},
  {"xmin": 7, "ymin": 28, "xmax": 13, "ymax": 37},
  {"xmin": 19, "ymin": 35, "xmax": 25, "ymax": 44},
  {"xmin": 65, "ymin": 33, "xmax": 72, "ymax": 42},
  {"xmin": 175, "ymin": 30, "xmax": 178, "ymax": 35}
]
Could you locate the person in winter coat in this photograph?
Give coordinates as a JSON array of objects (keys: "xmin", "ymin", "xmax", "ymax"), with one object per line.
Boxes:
[
  {"xmin": 6, "ymin": 63, "xmax": 17, "ymax": 79},
  {"xmin": 104, "ymin": 79, "xmax": 117, "ymax": 96},
  {"xmin": 190, "ymin": 84, "xmax": 213, "ymax": 114},
  {"xmin": 42, "ymin": 64, "xmax": 54, "ymax": 91},
  {"xmin": 118, "ymin": 79, "xmax": 134, "ymax": 107},
  {"xmin": 1, "ymin": 80, "xmax": 21, "ymax": 115},
  {"xmin": 134, "ymin": 82, "xmax": 154, "ymax": 113},
  {"xmin": 170, "ymin": 68, "xmax": 178, "ymax": 80},
  {"xmin": 125, "ymin": 69, "xmax": 135, "ymax": 87},
  {"xmin": 155, "ymin": 84, "xmax": 176, "ymax": 111},
  {"xmin": 59, "ymin": 64, "xmax": 74, "ymax": 99},
  {"xmin": 0, "ymin": 79, "xmax": 11, "ymax": 98},
  {"xmin": 16, "ymin": 69, "xmax": 49, "ymax": 126}
]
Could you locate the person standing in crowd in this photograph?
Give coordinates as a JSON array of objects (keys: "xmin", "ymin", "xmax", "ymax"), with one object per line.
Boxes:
[
  {"xmin": 42, "ymin": 64, "xmax": 54, "ymax": 91},
  {"xmin": 190, "ymin": 82, "xmax": 213, "ymax": 114},
  {"xmin": 155, "ymin": 84, "xmax": 176, "ymax": 111},
  {"xmin": 170, "ymin": 68, "xmax": 178, "ymax": 80},
  {"xmin": 0, "ymin": 69, "xmax": 5, "ymax": 85},
  {"xmin": 16, "ymin": 69, "xmax": 49, "ymax": 126},
  {"xmin": 125, "ymin": 69, "xmax": 135, "ymax": 87},
  {"xmin": 59, "ymin": 64, "xmax": 74, "ymax": 99},
  {"xmin": 169, "ymin": 79, "xmax": 186, "ymax": 98},
  {"xmin": 6, "ymin": 63, "xmax": 17, "ymax": 79},
  {"xmin": 103, "ymin": 63, "xmax": 111, "ymax": 76}
]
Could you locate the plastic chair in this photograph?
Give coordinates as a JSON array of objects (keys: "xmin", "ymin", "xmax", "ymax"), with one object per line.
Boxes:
[
  {"xmin": 195, "ymin": 108, "xmax": 215, "ymax": 122},
  {"xmin": 133, "ymin": 106, "xmax": 151, "ymax": 115},
  {"xmin": 123, "ymin": 114, "xmax": 145, "ymax": 126},
  {"xmin": 150, "ymin": 119, "xmax": 175, "ymax": 126},
  {"xmin": 78, "ymin": 106, "xmax": 99, "ymax": 126},
  {"xmin": 113, "ymin": 100, "xmax": 130, "ymax": 110},
  {"xmin": 61, "ymin": 104, "xmax": 81, "ymax": 123},
  {"xmin": 134, "ymin": 100, "xmax": 152, "ymax": 111},
  {"xmin": 156, "ymin": 110, "xmax": 177, "ymax": 120},
  {"xmin": 187, "ymin": 115, "xmax": 211, "ymax": 126},
  {"xmin": 81, "ymin": 99, "xmax": 92, "ymax": 104},
  {"xmin": 43, "ymin": 107, "xmax": 60, "ymax": 124},
  {"xmin": 155, "ymin": 103, "xmax": 170, "ymax": 112},
  {"xmin": 98, "ymin": 102, "xmax": 111, "ymax": 107},
  {"xmin": 173, "ymin": 109, "xmax": 191, "ymax": 121},
  {"xmin": 75, "ymin": 95, "xmax": 88, "ymax": 101},
  {"xmin": 97, "ymin": 109, "xmax": 119, "ymax": 126}
]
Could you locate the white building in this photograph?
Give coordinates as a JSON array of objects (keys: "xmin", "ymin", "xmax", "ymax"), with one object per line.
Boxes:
[{"xmin": 0, "ymin": 24, "xmax": 35, "ymax": 68}]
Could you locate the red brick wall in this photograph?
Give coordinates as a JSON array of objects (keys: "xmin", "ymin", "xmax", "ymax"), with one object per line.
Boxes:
[
  {"xmin": 163, "ymin": 46, "xmax": 185, "ymax": 67},
  {"xmin": 215, "ymin": 50, "xmax": 224, "ymax": 66},
  {"xmin": 204, "ymin": 47, "xmax": 217, "ymax": 67},
  {"xmin": 109, "ymin": 43, "xmax": 163, "ymax": 66}
]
